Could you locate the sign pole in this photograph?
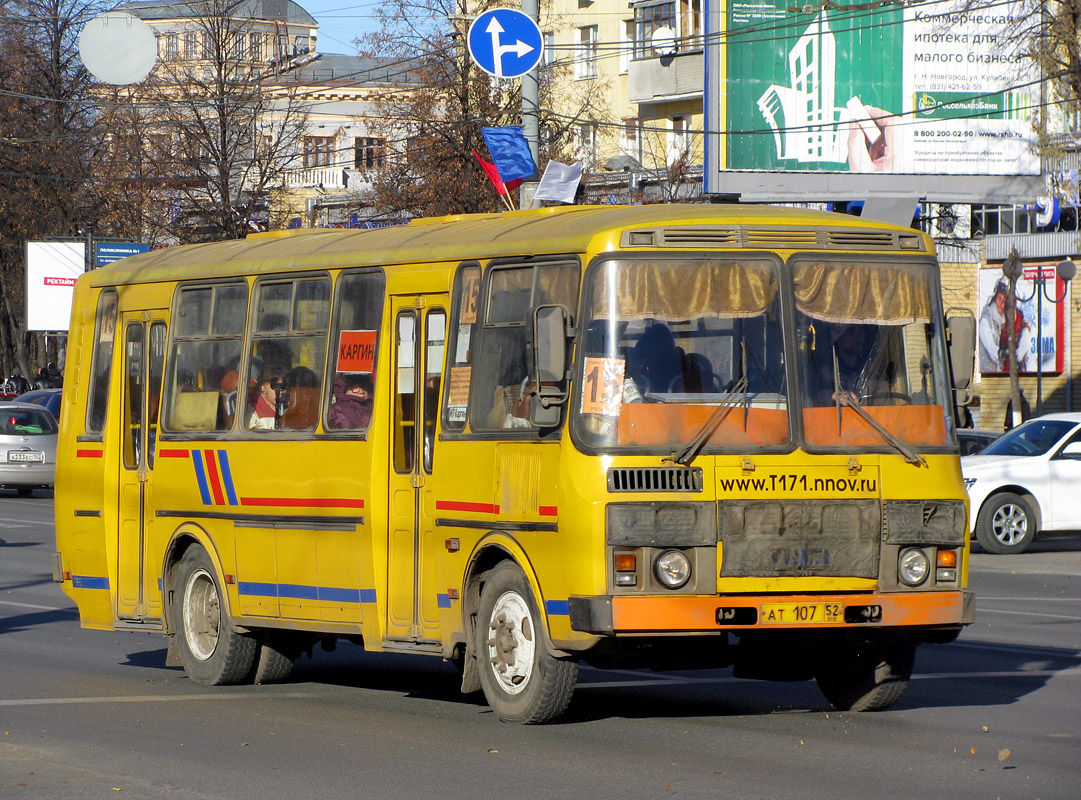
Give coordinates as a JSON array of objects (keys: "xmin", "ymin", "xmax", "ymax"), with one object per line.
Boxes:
[{"xmin": 520, "ymin": 0, "xmax": 540, "ymax": 209}]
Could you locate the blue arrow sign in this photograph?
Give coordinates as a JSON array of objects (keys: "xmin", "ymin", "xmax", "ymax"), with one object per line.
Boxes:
[{"xmin": 467, "ymin": 9, "xmax": 543, "ymax": 79}]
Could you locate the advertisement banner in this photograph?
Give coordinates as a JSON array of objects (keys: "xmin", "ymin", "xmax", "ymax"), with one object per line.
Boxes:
[
  {"xmin": 719, "ymin": 0, "xmax": 1037, "ymax": 177},
  {"xmin": 977, "ymin": 268, "xmax": 1065, "ymax": 376},
  {"xmin": 26, "ymin": 241, "xmax": 84, "ymax": 332}
]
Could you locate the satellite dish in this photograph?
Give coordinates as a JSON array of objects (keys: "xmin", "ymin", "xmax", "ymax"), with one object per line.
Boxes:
[
  {"xmin": 651, "ymin": 26, "xmax": 677, "ymax": 57},
  {"xmin": 79, "ymin": 12, "xmax": 157, "ymax": 85}
]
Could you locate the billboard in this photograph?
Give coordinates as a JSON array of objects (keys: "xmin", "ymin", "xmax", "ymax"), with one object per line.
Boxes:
[
  {"xmin": 26, "ymin": 241, "xmax": 84, "ymax": 332},
  {"xmin": 705, "ymin": 0, "xmax": 1044, "ymax": 201},
  {"xmin": 977, "ymin": 267, "xmax": 1065, "ymax": 376}
]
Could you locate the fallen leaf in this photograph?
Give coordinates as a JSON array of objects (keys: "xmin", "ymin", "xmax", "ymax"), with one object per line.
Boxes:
[
  {"xmin": 970, "ymin": 747, "xmax": 977, "ymax": 755},
  {"xmin": 982, "ymin": 726, "xmax": 989, "ymax": 732},
  {"xmin": 487, "ymin": 748, "xmax": 498, "ymax": 754},
  {"xmin": 998, "ymin": 749, "xmax": 1010, "ymax": 762}
]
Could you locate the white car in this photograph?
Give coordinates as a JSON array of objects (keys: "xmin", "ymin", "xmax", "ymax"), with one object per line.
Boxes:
[{"xmin": 961, "ymin": 412, "xmax": 1081, "ymax": 554}]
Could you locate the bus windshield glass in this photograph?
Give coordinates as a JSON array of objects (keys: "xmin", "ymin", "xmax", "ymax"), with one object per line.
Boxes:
[
  {"xmin": 794, "ymin": 258, "xmax": 953, "ymax": 452},
  {"xmin": 574, "ymin": 256, "xmax": 789, "ymax": 452}
]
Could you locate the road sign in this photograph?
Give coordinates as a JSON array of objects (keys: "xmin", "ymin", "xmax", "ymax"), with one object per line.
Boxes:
[{"xmin": 467, "ymin": 9, "xmax": 543, "ymax": 79}]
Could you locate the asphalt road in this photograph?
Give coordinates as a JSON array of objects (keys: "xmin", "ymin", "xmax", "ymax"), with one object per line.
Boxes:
[{"xmin": 2, "ymin": 490, "xmax": 1079, "ymax": 799}]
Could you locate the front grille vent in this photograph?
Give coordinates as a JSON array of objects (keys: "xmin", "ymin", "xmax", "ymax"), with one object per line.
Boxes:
[
  {"xmin": 661, "ymin": 228, "xmax": 741, "ymax": 247},
  {"xmin": 607, "ymin": 467, "xmax": 703, "ymax": 493}
]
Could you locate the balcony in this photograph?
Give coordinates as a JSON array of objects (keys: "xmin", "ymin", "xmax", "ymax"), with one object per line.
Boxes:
[
  {"xmin": 628, "ymin": 50, "xmax": 703, "ymax": 105},
  {"xmin": 283, "ymin": 167, "xmax": 374, "ymax": 191}
]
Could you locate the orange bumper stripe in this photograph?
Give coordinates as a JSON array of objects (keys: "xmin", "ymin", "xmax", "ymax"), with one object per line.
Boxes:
[{"xmin": 611, "ymin": 592, "xmax": 965, "ymax": 632}]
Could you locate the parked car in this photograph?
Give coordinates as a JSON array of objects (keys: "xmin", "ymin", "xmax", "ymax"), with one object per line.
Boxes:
[
  {"xmin": 15, "ymin": 388, "xmax": 62, "ymax": 421},
  {"xmin": 957, "ymin": 428, "xmax": 1000, "ymax": 456},
  {"xmin": 961, "ymin": 413, "xmax": 1081, "ymax": 554},
  {"xmin": 0, "ymin": 402, "xmax": 58, "ymax": 497}
]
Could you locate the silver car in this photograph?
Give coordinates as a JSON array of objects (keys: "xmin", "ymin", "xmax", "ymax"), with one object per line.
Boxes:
[{"xmin": 0, "ymin": 402, "xmax": 58, "ymax": 496}]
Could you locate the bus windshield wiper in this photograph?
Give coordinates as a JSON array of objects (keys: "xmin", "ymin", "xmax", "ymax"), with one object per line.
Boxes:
[
  {"xmin": 667, "ymin": 346, "xmax": 749, "ymax": 466},
  {"xmin": 831, "ymin": 348, "xmax": 925, "ymax": 466}
]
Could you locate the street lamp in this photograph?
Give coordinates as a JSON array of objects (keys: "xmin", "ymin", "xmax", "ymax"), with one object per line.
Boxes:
[{"xmin": 1006, "ymin": 257, "xmax": 1076, "ymax": 416}]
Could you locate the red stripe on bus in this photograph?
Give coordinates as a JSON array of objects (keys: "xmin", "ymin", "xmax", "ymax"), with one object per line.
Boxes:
[
  {"xmin": 158, "ymin": 449, "xmax": 189, "ymax": 458},
  {"xmin": 435, "ymin": 500, "xmax": 499, "ymax": 514},
  {"xmin": 76, "ymin": 449, "xmax": 103, "ymax": 458},
  {"xmin": 539, "ymin": 506, "xmax": 558, "ymax": 516},
  {"xmin": 202, "ymin": 451, "xmax": 226, "ymax": 506},
  {"xmin": 240, "ymin": 497, "xmax": 365, "ymax": 509}
]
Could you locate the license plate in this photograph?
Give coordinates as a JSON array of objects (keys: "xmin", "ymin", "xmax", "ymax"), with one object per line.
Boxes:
[
  {"xmin": 760, "ymin": 602, "xmax": 843, "ymax": 624},
  {"xmin": 7, "ymin": 451, "xmax": 44, "ymax": 463}
]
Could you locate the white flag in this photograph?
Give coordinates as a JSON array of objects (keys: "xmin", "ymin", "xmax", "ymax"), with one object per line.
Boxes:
[{"xmin": 534, "ymin": 160, "xmax": 583, "ymax": 204}]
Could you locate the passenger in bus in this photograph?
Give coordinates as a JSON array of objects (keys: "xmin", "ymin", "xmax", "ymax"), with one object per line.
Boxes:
[
  {"xmin": 626, "ymin": 323, "xmax": 681, "ymax": 396},
  {"xmin": 327, "ymin": 373, "xmax": 372, "ymax": 430},
  {"xmin": 247, "ymin": 370, "xmax": 282, "ymax": 429}
]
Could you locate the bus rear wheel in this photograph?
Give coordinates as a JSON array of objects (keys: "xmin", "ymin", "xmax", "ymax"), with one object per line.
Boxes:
[
  {"xmin": 475, "ymin": 562, "xmax": 577, "ymax": 724},
  {"xmin": 172, "ymin": 546, "xmax": 256, "ymax": 686},
  {"xmin": 815, "ymin": 641, "xmax": 915, "ymax": 712}
]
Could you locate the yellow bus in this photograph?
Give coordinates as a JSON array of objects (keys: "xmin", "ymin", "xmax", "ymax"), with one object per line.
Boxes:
[{"xmin": 54, "ymin": 204, "xmax": 974, "ymax": 723}]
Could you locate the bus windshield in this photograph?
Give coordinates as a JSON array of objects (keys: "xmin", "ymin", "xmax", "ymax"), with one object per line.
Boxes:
[
  {"xmin": 574, "ymin": 256, "xmax": 789, "ymax": 452},
  {"xmin": 573, "ymin": 255, "xmax": 953, "ymax": 456},
  {"xmin": 794, "ymin": 259, "xmax": 953, "ymax": 453}
]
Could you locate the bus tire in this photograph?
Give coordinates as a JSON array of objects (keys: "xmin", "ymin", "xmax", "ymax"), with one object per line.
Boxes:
[
  {"xmin": 975, "ymin": 492, "xmax": 1036, "ymax": 554},
  {"xmin": 475, "ymin": 562, "xmax": 577, "ymax": 724},
  {"xmin": 815, "ymin": 641, "xmax": 915, "ymax": 712},
  {"xmin": 172, "ymin": 546, "xmax": 256, "ymax": 686},
  {"xmin": 249, "ymin": 631, "xmax": 296, "ymax": 684}
]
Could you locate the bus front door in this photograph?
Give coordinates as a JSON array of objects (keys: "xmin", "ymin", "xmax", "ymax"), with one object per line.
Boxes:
[
  {"xmin": 386, "ymin": 296, "xmax": 447, "ymax": 643},
  {"xmin": 115, "ymin": 313, "xmax": 166, "ymax": 622}
]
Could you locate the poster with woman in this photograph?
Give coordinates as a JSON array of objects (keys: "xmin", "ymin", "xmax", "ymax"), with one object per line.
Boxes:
[{"xmin": 978, "ymin": 268, "xmax": 1064, "ymax": 375}]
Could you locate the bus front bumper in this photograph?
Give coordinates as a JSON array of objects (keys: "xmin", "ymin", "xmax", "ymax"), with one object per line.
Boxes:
[{"xmin": 568, "ymin": 590, "xmax": 975, "ymax": 635}]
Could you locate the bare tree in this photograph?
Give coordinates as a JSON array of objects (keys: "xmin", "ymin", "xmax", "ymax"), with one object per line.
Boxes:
[
  {"xmin": 355, "ymin": 0, "xmax": 608, "ymax": 217},
  {"xmin": 0, "ymin": 0, "xmax": 111, "ymax": 378},
  {"xmin": 112, "ymin": 0, "xmax": 310, "ymax": 242}
]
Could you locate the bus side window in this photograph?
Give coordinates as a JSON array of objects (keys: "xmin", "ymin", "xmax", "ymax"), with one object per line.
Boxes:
[
  {"xmin": 248, "ymin": 277, "xmax": 331, "ymax": 432},
  {"xmin": 442, "ymin": 263, "xmax": 480, "ymax": 432},
  {"xmin": 470, "ymin": 260, "xmax": 579, "ymax": 432},
  {"xmin": 326, "ymin": 270, "xmax": 386, "ymax": 435},
  {"xmin": 86, "ymin": 289, "xmax": 118, "ymax": 434},
  {"xmin": 163, "ymin": 282, "xmax": 248, "ymax": 433}
]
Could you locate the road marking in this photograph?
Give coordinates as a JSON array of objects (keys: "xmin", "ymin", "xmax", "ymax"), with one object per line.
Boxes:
[
  {"xmin": 577, "ymin": 665, "xmax": 1081, "ymax": 690},
  {"xmin": 976, "ymin": 607, "xmax": 1081, "ymax": 621},
  {"xmin": 0, "ymin": 692, "xmax": 314, "ymax": 707},
  {"xmin": 0, "ymin": 600, "xmax": 76, "ymax": 612}
]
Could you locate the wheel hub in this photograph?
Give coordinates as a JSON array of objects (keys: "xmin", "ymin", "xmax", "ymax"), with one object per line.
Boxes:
[
  {"xmin": 486, "ymin": 590, "xmax": 535, "ymax": 695},
  {"xmin": 992, "ymin": 503, "xmax": 1029, "ymax": 546}
]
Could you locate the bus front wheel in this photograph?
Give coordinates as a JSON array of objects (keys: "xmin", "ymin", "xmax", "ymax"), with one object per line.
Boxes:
[
  {"xmin": 815, "ymin": 641, "xmax": 915, "ymax": 712},
  {"xmin": 474, "ymin": 562, "xmax": 577, "ymax": 724},
  {"xmin": 172, "ymin": 546, "xmax": 257, "ymax": 686}
]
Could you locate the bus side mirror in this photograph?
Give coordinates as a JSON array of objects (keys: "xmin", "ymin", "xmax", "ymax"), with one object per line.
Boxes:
[
  {"xmin": 946, "ymin": 311, "xmax": 975, "ymax": 406},
  {"xmin": 530, "ymin": 304, "xmax": 569, "ymax": 427}
]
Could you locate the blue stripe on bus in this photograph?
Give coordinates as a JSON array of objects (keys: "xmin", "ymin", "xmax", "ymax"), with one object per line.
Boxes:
[
  {"xmin": 72, "ymin": 575, "xmax": 109, "ymax": 590},
  {"xmin": 237, "ymin": 582, "xmax": 371, "ymax": 605},
  {"xmin": 437, "ymin": 593, "xmax": 452, "ymax": 608},
  {"xmin": 191, "ymin": 451, "xmax": 212, "ymax": 505},
  {"xmin": 217, "ymin": 450, "xmax": 238, "ymax": 506},
  {"xmin": 545, "ymin": 600, "xmax": 570, "ymax": 616}
]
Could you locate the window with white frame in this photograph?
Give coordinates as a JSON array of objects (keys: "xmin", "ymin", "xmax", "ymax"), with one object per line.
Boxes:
[
  {"xmin": 633, "ymin": 1, "xmax": 675, "ymax": 58},
  {"xmin": 354, "ymin": 137, "xmax": 385, "ymax": 170},
  {"xmin": 163, "ymin": 33, "xmax": 179, "ymax": 60},
  {"xmin": 303, "ymin": 136, "xmax": 336, "ymax": 168},
  {"xmin": 184, "ymin": 32, "xmax": 199, "ymax": 60},
  {"xmin": 249, "ymin": 32, "xmax": 262, "ymax": 61},
  {"xmin": 231, "ymin": 32, "xmax": 245, "ymax": 61},
  {"xmin": 578, "ymin": 122, "xmax": 597, "ymax": 162},
  {"xmin": 667, "ymin": 115, "xmax": 691, "ymax": 164},
  {"xmin": 543, "ymin": 31, "xmax": 555, "ymax": 66},
  {"xmin": 575, "ymin": 25, "xmax": 598, "ymax": 79},
  {"xmin": 620, "ymin": 119, "xmax": 642, "ymax": 161},
  {"xmin": 620, "ymin": 20, "xmax": 635, "ymax": 74}
]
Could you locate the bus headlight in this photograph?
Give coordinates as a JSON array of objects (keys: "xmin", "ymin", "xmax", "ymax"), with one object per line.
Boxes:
[
  {"xmin": 898, "ymin": 548, "xmax": 930, "ymax": 586},
  {"xmin": 654, "ymin": 549, "xmax": 691, "ymax": 589}
]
